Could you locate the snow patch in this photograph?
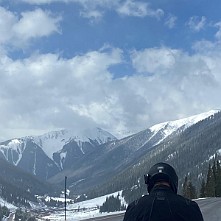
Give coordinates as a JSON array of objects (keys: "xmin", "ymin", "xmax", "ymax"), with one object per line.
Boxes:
[
  {"xmin": 60, "ymin": 151, "xmax": 67, "ymax": 161},
  {"xmin": 217, "ymin": 149, "xmax": 221, "ymax": 156},
  {"xmin": 0, "ymin": 197, "xmax": 17, "ymax": 211},
  {"xmin": 0, "ymin": 139, "xmax": 24, "ymax": 165}
]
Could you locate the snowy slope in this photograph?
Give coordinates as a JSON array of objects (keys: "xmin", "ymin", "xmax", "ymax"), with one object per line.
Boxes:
[
  {"xmin": 0, "ymin": 128, "xmax": 116, "ymax": 165},
  {"xmin": 0, "ymin": 138, "xmax": 26, "ymax": 165},
  {"xmin": 0, "ymin": 128, "xmax": 117, "ymax": 181},
  {"xmin": 41, "ymin": 191, "xmax": 126, "ymax": 221},
  {"xmin": 0, "ymin": 110, "xmax": 219, "ymax": 186},
  {"xmin": 106, "ymin": 110, "xmax": 220, "ymax": 154},
  {"xmin": 33, "ymin": 127, "xmax": 117, "ymax": 159},
  {"xmin": 47, "ymin": 109, "xmax": 221, "ymax": 192},
  {"xmin": 149, "ymin": 110, "xmax": 219, "ymax": 145}
]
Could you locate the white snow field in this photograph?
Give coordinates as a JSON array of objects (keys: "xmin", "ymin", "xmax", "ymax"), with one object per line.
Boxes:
[{"xmin": 40, "ymin": 191, "xmax": 126, "ymax": 221}]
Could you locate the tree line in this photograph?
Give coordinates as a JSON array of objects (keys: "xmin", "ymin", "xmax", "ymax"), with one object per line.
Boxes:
[
  {"xmin": 101, "ymin": 160, "xmax": 221, "ymax": 213},
  {"xmin": 99, "ymin": 194, "xmax": 126, "ymax": 213},
  {"xmin": 183, "ymin": 160, "xmax": 221, "ymax": 199}
]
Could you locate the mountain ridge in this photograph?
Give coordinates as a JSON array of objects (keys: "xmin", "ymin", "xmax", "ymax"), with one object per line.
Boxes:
[
  {"xmin": 0, "ymin": 110, "xmax": 220, "ymax": 196},
  {"xmin": 0, "ymin": 127, "xmax": 117, "ymax": 181},
  {"xmin": 85, "ymin": 111, "xmax": 221, "ymax": 203},
  {"xmin": 47, "ymin": 110, "xmax": 220, "ymax": 193}
]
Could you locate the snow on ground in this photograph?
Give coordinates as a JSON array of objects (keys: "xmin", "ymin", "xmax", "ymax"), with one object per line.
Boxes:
[
  {"xmin": 0, "ymin": 197, "xmax": 17, "ymax": 211},
  {"xmin": 40, "ymin": 191, "xmax": 126, "ymax": 221}
]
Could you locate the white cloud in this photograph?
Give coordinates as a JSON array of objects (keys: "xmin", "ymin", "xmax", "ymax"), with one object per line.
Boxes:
[
  {"xmin": 17, "ymin": 0, "xmax": 60, "ymax": 3},
  {"xmin": 80, "ymin": 9, "xmax": 104, "ymax": 22},
  {"xmin": 18, "ymin": 0, "xmax": 164, "ymax": 20},
  {"xmin": 1, "ymin": 44, "xmax": 221, "ymax": 141},
  {"xmin": 0, "ymin": 47, "xmax": 124, "ymax": 139},
  {"xmin": 165, "ymin": 14, "xmax": 177, "ymax": 29},
  {"xmin": 13, "ymin": 9, "xmax": 62, "ymax": 41},
  {"xmin": 0, "ymin": 7, "xmax": 17, "ymax": 44},
  {"xmin": 117, "ymin": 0, "xmax": 164, "ymax": 18},
  {"xmin": 0, "ymin": 7, "xmax": 62, "ymax": 48},
  {"xmin": 214, "ymin": 22, "xmax": 221, "ymax": 40},
  {"xmin": 186, "ymin": 16, "xmax": 207, "ymax": 32},
  {"xmin": 131, "ymin": 47, "xmax": 179, "ymax": 74},
  {"xmin": 130, "ymin": 45, "xmax": 220, "ymax": 121}
]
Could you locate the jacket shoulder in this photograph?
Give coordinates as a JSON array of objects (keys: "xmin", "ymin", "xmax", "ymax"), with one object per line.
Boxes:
[
  {"xmin": 123, "ymin": 195, "xmax": 151, "ymax": 221},
  {"xmin": 173, "ymin": 195, "xmax": 204, "ymax": 220}
]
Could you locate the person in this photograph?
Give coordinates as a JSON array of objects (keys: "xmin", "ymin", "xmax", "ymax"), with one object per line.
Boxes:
[{"xmin": 123, "ymin": 162, "xmax": 204, "ymax": 221}]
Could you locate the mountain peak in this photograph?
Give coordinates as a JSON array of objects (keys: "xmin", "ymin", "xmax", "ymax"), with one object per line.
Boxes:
[
  {"xmin": 33, "ymin": 127, "xmax": 117, "ymax": 159},
  {"xmin": 149, "ymin": 109, "xmax": 220, "ymax": 145}
]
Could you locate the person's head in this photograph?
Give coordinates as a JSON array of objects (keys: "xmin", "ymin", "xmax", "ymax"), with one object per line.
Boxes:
[{"xmin": 144, "ymin": 162, "xmax": 178, "ymax": 194}]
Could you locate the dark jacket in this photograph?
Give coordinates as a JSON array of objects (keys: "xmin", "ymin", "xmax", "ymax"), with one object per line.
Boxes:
[{"xmin": 123, "ymin": 185, "xmax": 204, "ymax": 221}]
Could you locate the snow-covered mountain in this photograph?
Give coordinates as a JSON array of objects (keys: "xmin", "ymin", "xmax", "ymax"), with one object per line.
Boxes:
[
  {"xmin": 33, "ymin": 127, "xmax": 116, "ymax": 159},
  {"xmin": 0, "ymin": 127, "xmax": 117, "ymax": 180},
  {"xmin": 149, "ymin": 109, "xmax": 219, "ymax": 146},
  {"xmin": 0, "ymin": 110, "xmax": 220, "ymax": 192},
  {"xmin": 48, "ymin": 110, "xmax": 220, "ymax": 193}
]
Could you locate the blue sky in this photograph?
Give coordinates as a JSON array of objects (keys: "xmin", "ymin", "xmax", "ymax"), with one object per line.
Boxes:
[{"xmin": 1, "ymin": 0, "xmax": 221, "ymax": 140}]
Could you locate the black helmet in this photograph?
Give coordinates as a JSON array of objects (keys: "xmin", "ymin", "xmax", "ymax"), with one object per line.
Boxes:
[{"xmin": 144, "ymin": 162, "xmax": 178, "ymax": 194}]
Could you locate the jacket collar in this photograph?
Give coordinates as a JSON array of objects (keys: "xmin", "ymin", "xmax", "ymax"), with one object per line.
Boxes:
[{"xmin": 150, "ymin": 184, "xmax": 174, "ymax": 195}]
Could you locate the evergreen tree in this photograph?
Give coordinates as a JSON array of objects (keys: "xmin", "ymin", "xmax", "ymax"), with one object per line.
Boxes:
[
  {"xmin": 200, "ymin": 179, "xmax": 206, "ymax": 198},
  {"xmin": 15, "ymin": 208, "xmax": 24, "ymax": 221},
  {"xmin": 14, "ymin": 208, "xmax": 36, "ymax": 221},
  {"xmin": 182, "ymin": 176, "xmax": 197, "ymax": 199},
  {"xmin": 212, "ymin": 160, "xmax": 217, "ymax": 195},
  {"xmin": 187, "ymin": 181, "xmax": 197, "ymax": 199},
  {"xmin": 182, "ymin": 176, "xmax": 188, "ymax": 198},
  {"xmin": 216, "ymin": 160, "xmax": 221, "ymax": 197},
  {"xmin": 100, "ymin": 195, "xmax": 125, "ymax": 213},
  {"xmin": 206, "ymin": 164, "xmax": 216, "ymax": 197},
  {"xmin": 0, "ymin": 205, "xmax": 10, "ymax": 220}
]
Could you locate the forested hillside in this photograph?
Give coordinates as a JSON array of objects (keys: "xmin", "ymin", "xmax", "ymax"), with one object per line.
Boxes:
[
  {"xmin": 0, "ymin": 158, "xmax": 54, "ymax": 206},
  {"xmin": 86, "ymin": 111, "xmax": 221, "ymax": 203}
]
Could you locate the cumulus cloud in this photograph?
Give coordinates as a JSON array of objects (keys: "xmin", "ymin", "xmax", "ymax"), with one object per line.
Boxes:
[
  {"xmin": 131, "ymin": 47, "xmax": 179, "ymax": 74},
  {"xmin": 0, "ymin": 7, "xmax": 61, "ymax": 48},
  {"xmin": 0, "ymin": 47, "xmax": 124, "ymax": 139},
  {"xmin": 129, "ymin": 45, "xmax": 220, "ymax": 121},
  {"xmin": 0, "ymin": 7, "xmax": 17, "ymax": 44},
  {"xmin": 186, "ymin": 16, "xmax": 207, "ymax": 32},
  {"xmin": 1, "ymin": 1, "xmax": 221, "ymax": 143},
  {"xmin": 1, "ymin": 43, "xmax": 221, "ymax": 141},
  {"xmin": 13, "ymin": 9, "xmax": 62, "ymax": 40}
]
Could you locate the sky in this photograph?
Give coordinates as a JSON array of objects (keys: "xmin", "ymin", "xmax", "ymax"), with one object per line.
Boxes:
[{"xmin": 1, "ymin": 0, "xmax": 221, "ymax": 141}]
